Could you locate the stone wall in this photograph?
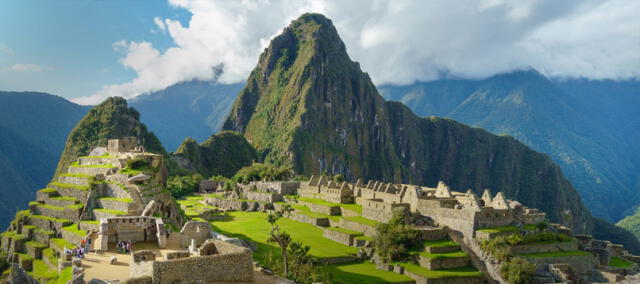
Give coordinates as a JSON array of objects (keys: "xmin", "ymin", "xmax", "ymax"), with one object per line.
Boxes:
[
  {"xmin": 339, "ymin": 218, "xmax": 377, "ymax": 237},
  {"xmin": 523, "ymin": 254, "xmax": 598, "ymax": 274},
  {"xmin": 508, "ymin": 241, "xmax": 578, "ymax": 255},
  {"xmin": 178, "ymin": 221, "xmax": 210, "ymax": 248},
  {"xmin": 49, "ymin": 186, "xmax": 89, "ymax": 203},
  {"xmin": 362, "ymin": 200, "xmax": 409, "ymax": 223},
  {"xmin": 418, "ymin": 255, "xmax": 470, "ymax": 270},
  {"xmin": 132, "ymin": 241, "xmax": 254, "ymax": 283},
  {"xmin": 290, "ymin": 212, "xmax": 330, "ymax": 227},
  {"xmin": 61, "ymin": 230, "xmax": 85, "ymax": 246},
  {"xmin": 416, "ymin": 201, "xmax": 476, "ymax": 237},
  {"xmin": 242, "ymin": 181, "xmax": 299, "ymax": 195},
  {"xmin": 98, "ymin": 199, "xmax": 131, "ymax": 212},
  {"xmin": 245, "ymin": 191, "xmax": 281, "ymax": 203},
  {"xmin": 30, "ymin": 204, "xmax": 80, "ymax": 221},
  {"xmin": 322, "ymin": 228, "xmax": 357, "ymax": 246},
  {"xmin": 106, "ymin": 217, "xmax": 159, "ymax": 243},
  {"xmin": 304, "ymin": 202, "xmax": 340, "ymax": 216}
]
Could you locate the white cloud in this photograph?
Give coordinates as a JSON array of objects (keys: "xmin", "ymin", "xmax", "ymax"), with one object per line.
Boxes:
[
  {"xmin": 3, "ymin": 63, "xmax": 52, "ymax": 72},
  {"xmin": 75, "ymin": 0, "xmax": 640, "ymax": 105}
]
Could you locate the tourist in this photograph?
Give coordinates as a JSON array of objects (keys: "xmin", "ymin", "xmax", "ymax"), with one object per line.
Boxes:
[{"xmin": 86, "ymin": 237, "xmax": 92, "ymax": 252}]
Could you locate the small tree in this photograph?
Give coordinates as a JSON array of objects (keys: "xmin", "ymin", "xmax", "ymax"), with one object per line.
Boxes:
[
  {"xmin": 267, "ymin": 205, "xmax": 294, "ymax": 275},
  {"xmin": 333, "ymin": 174, "xmax": 344, "ymax": 183},
  {"xmin": 500, "ymin": 257, "xmax": 536, "ymax": 284},
  {"xmin": 373, "ymin": 208, "xmax": 420, "ymax": 262}
]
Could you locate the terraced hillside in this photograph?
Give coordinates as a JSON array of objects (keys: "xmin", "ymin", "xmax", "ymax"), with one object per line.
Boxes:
[{"xmin": 0, "ymin": 143, "xmax": 182, "ymax": 282}]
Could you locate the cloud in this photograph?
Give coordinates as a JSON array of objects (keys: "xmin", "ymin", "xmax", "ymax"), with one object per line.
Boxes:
[
  {"xmin": 3, "ymin": 63, "xmax": 53, "ymax": 72},
  {"xmin": 0, "ymin": 43, "xmax": 13, "ymax": 56},
  {"xmin": 75, "ymin": 0, "xmax": 640, "ymax": 105}
]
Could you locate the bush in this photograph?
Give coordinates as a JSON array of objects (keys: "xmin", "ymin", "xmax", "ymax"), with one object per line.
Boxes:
[
  {"xmin": 373, "ymin": 208, "xmax": 421, "ymax": 262},
  {"xmin": 127, "ymin": 158, "xmax": 151, "ymax": 170},
  {"xmin": 333, "ymin": 174, "xmax": 344, "ymax": 183},
  {"xmin": 167, "ymin": 174, "xmax": 203, "ymax": 199},
  {"xmin": 480, "ymin": 232, "xmax": 572, "ymax": 261},
  {"xmin": 232, "ymin": 163, "xmax": 293, "ymax": 184},
  {"xmin": 500, "ymin": 257, "xmax": 535, "ymax": 284}
]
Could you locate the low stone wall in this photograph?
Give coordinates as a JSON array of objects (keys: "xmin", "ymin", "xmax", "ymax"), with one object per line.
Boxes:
[
  {"xmin": 61, "ymin": 230, "xmax": 85, "ymax": 246},
  {"xmin": 419, "ymin": 227, "xmax": 448, "ymax": 241},
  {"xmin": 132, "ymin": 241, "xmax": 254, "ymax": 283},
  {"xmin": 59, "ymin": 176, "xmax": 91, "ymax": 186},
  {"xmin": 34, "ymin": 229, "xmax": 54, "ymax": 244},
  {"xmin": 289, "ymin": 212, "xmax": 330, "ymax": 227},
  {"xmin": 318, "ymin": 255, "xmax": 359, "ymax": 265},
  {"xmin": 339, "ymin": 219, "xmax": 377, "ymax": 237},
  {"xmin": 36, "ymin": 190, "xmax": 59, "ymax": 202},
  {"xmin": 523, "ymin": 254, "xmax": 598, "ymax": 274},
  {"xmin": 474, "ymin": 230, "xmax": 517, "ymax": 240},
  {"xmin": 51, "ymin": 185, "xmax": 88, "ymax": 202},
  {"xmin": 245, "ymin": 191, "xmax": 282, "ymax": 203},
  {"xmin": 340, "ymin": 208, "xmax": 361, "ymax": 217},
  {"xmin": 26, "ymin": 244, "xmax": 43, "ymax": 259},
  {"xmin": 322, "ymin": 228, "xmax": 357, "ymax": 246},
  {"xmin": 508, "ymin": 241, "xmax": 578, "ymax": 255},
  {"xmin": 29, "ymin": 215, "xmax": 73, "ymax": 231},
  {"xmin": 45, "ymin": 197, "xmax": 78, "ymax": 208},
  {"xmin": 67, "ymin": 166, "xmax": 113, "ymax": 176},
  {"xmin": 30, "ymin": 204, "xmax": 80, "ymax": 221},
  {"xmin": 403, "ymin": 269, "xmax": 485, "ymax": 284},
  {"xmin": 79, "ymin": 222, "xmax": 99, "ymax": 232},
  {"xmin": 98, "ymin": 199, "xmax": 131, "ymax": 212},
  {"xmin": 304, "ymin": 202, "xmax": 340, "ymax": 216},
  {"xmin": 418, "ymin": 255, "xmax": 470, "ymax": 270}
]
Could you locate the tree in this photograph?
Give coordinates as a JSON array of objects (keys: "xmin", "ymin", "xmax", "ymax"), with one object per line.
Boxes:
[
  {"xmin": 500, "ymin": 257, "xmax": 536, "ymax": 284},
  {"xmin": 267, "ymin": 204, "xmax": 294, "ymax": 275},
  {"xmin": 373, "ymin": 208, "xmax": 420, "ymax": 262}
]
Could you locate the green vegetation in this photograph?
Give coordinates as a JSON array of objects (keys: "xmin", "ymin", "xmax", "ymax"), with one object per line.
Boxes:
[
  {"xmin": 31, "ymin": 259, "xmax": 58, "ymax": 280},
  {"xmin": 36, "ymin": 203, "xmax": 64, "ymax": 211},
  {"xmin": 477, "ymin": 225, "xmax": 519, "ymax": 234},
  {"xmin": 232, "ymin": 163, "xmax": 293, "ymax": 184},
  {"xmin": 30, "ymin": 214, "xmax": 71, "ymax": 224},
  {"xmin": 0, "ymin": 252, "xmax": 8, "ymax": 274},
  {"xmin": 52, "ymin": 267, "xmax": 72, "ymax": 284},
  {"xmin": 354, "ymin": 235, "xmax": 373, "ymax": 242},
  {"xmin": 38, "ymin": 188, "xmax": 57, "ymax": 193},
  {"xmin": 93, "ymin": 208, "xmax": 127, "ymax": 216},
  {"xmin": 42, "ymin": 248, "xmax": 58, "ymax": 267},
  {"xmin": 373, "ymin": 209, "xmax": 421, "ymax": 262},
  {"xmin": 1, "ymin": 231, "xmax": 26, "ymax": 240},
  {"xmin": 50, "ymin": 238, "xmax": 75, "ymax": 250},
  {"xmin": 609, "ymin": 256, "xmax": 633, "ymax": 268},
  {"xmin": 26, "ymin": 241, "xmax": 48, "ymax": 249},
  {"xmin": 397, "ymin": 263, "xmax": 482, "ymax": 279},
  {"xmin": 60, "ymin": 173, "xmax": 93, "ymax": 178},
  {"xmin": 327, "ymin": 261, "xmax": 412, "ymax": 283},
  {"xmin": 325, "ymin": 227, "xmax": 362, "ymax": 235},
  {"xmin": 423, "ymin": 239, "xmax": 459, "ymax": 248},
  {"xmin": 79, "ymin": 154, "xmax": 115, "ymax": 159},
  {"xmin": 69, "ymin": 164, "xmax": 115, "ymax": 168},
  {"xmin": 289, "ymin": 203, "xmax": 339, "ymax": 222},
  {"xmin": 99, "ymin": 197, "xmax": 133, "ymax": 203},
  {"xmin": 53, "ymin": 97, "xmax": 165, "ymax": 179},
  {"xmin": 51, "ymin": 196, "xmax": 78, "ymax": 202},
  {"xmin": 66, "ymin": 204, "xmax": 84, "ymax": 210},
  {"xmin": 342, "ymin": 215, "xmax": 379, "ymax": 227},
  {"xmin": 62, "ymin": 225, "xmax": 87, "ymax": 237},
  {"xmin": 416, "ymin": 250, "xmax": 468, "ymax": 259},
  {"xmin": 519, "ymin": 250, "xmax": 591, "ymax": 258},
  {"xmin": 175, "ymin": 131, "xmax": 258, "ymax": 178},
  {"xmin": 167, "ymin": 174, "xmax": 202, "ymax": 199},
  {"xmin": 50, "ymin": 182, "xmax": 90, "ymax": 191},
  {"xmin": 499, "ymin": 257, "xmax": 536, "ymax": 284},
  {"xmin": 296, "ymin": 197, "xmax": 363, "ymax": 214},
  {"xmin": 480, "ymin": 232, "xmax": 573, "ymax": 261}
]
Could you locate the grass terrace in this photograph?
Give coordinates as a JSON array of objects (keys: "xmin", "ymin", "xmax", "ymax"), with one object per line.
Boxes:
[
  {"xmin": 397, "ymin": 263, "xmax": 482, "ymax": 279},
  {"xmin": 414, "ymin": 250, "xmax": 468, "ymax": 259},
  {"xmin": 66, "ymin": 204, "xmax": 84, "ymax": 210},
  {"xmin": 297, "ymin": 197, "xmax": 363, "ymax": 213},
  {"xmin": 609, "ymin": 256, "xmax": 633, "ymax": 268},
  {"xmin": 327, "ymin": 261, "xmax": 413, "ymax": 283},
  {"xmin": 38, "ymin": 188, "xmax": 57, "ymax": 193},
  {"xmin": 60, "ymin": 173, "xmax": 93, "ymax": 179},
  {"xmin": 51, "ymin": 196, "xmax": 79, "ymax": 202},
  {"xmin": 50, "ymin": 182, "xmax": 90, "ymax": 191},
  {"xmin": 93, "ymin": 208, "xmax": 127, "ymax": 216},
  {"xmin": 519, "ymin": 250, "xmax": 592, "ymax": 258},
  {"xmin": 30, "ymin": 214, "xmax": 72, "ymax": 224},
  {"xmin": 423, "ymin": 239, "xmax": 459, "ymax": 248},
  {"xmin": 205, "ymin": 193, "xmax": 223, "ymax": 198},
  {"xmin": 210, "ymin": 211, "xmax": 358, "ymax": 260},
  {"xmin": 43, "ymin": 248, "xmax": 58, "ymax": 267},
  {"xmin": 26, "ymin": 240, "xmax": 48, "ymax": 249},
  {"xmin": 31, "ymin": 259, "xmax": 58, "ymax": 280},
  {"xmin": 289, "ymin": 203, "xmax": 340, "ymax": 222},
  {"xmin": 36, "ymin": 204, "xmax": 64, "ymax": 211},
  {"xmin": 70, "ymin": 163, "xmax": 115, "ymax": 168},
  {"xmin": 99, "ymin": 197, "xmax": 133, "ymax": 203},
  {"xmin": 354, "ymin": 235, "xmax": 373, "ymax": 242},
  {"xmin": 476, "ymin": 225, "xmax": 519, "ymax": 233},
  {"xmin": 342, "ymin": 215, "xmax": 380, "ymax": 227},
  {"xmin": 1, "ymin": 231, "xmax": 26, "ymax": 240},
  {"xmin": 50, "ymin": 238, "xmax": 76, "ymax": 250},
  {"xmin": 325, "ymin": 226, "xmax": 363, "ymax": 236},
  {"xmin": 62, "ymin": 225, "xmax": 87, "ymax": 237},
  {"xmin": 79, "ymin": 154, "xmax": 116, "ymax": 159}
]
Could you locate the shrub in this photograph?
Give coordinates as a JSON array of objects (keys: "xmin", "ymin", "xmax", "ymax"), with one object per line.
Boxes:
[
  {"xmin": 333, "ymin": 174, "xmax": 344, "ymax": 183},
  {"xmin": 167, "ymin": 174, "xmax": 203, "ymax": 199},
  {"xmin": 500, "ymin": 257, "xmax": 535, "ymax": 284},
  {"xmin": 232, "ymin": 163, "xmax": 293, "ymax": 184},
  {"xmin": 373, "ymin": 208, "xmax": 421, "ymax": 262}
]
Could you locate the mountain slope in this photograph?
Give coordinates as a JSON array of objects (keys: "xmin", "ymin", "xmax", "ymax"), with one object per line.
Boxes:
[
  {"xmin": 379, "ymin": 73, "xmax": 639, "ymax": 223},
  {"xmin": 223, "ymin": 13, "xmax": 592, "ymax": 233},
  {"xmin": 54, "ymin": 97, "xmax": 165, "ymax": 177},
  {"xmin": 129, "ymin": 80, "xmax": 243, "ymax": 151},
  {"xmin": 174, "ymin": 131, "xmax": 258, "ymax": 178},
  {"xmin": 0, "ymin": 91, "xmax": 88, "ymax": 228}
]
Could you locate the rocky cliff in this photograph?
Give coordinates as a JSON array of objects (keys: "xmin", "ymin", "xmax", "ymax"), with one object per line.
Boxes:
[
  {"xmin": 223, "ymin": 13, "xmax": 592, "ymax": 233},
  {"xmin": 53, "ymin": 97, "xmax": 165, "ymax": 177}
]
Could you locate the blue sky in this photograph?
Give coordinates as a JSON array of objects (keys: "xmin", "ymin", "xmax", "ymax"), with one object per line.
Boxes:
[
  {"xmin": 0, "ymin": 0, "xmax": 637, "ymax": 104},
  {"xmin": 0, "ymin": 0, "xmax": 189, "ymax": 99}
]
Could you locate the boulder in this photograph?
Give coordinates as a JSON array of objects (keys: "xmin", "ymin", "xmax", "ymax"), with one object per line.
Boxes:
[
  {"xmin": 128, "ymin": 174, "xmax": 150, "ymax": 183},
  {"xmin": 110, "ymin": 256, "xmax": 117, "ymax": 265}
]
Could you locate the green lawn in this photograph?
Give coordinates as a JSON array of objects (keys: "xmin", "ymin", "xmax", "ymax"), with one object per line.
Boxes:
[
  {"xmin": 327, "ymin": 261, "xmax": 413, "ymax": 283},
  {"xmin": 476, "ymin": 225, "xmax": 519, "ymax": 233},
  {"xmin": 31, "ymin": 259, "xmax": 57, "ymax": 280},
  {"xmin": 62, "ymin": 225, "xmax": 87, "ymax": 237},
  {"xmin": 326, "ymin": 227, "xmax": 363, "ymax": 235},
  {"xmin": 398, "ymin": 263, "xmax": 482, "ymax": 279},
  {"xmin": 609, "ymin": 256, "xmax": 633, "ymax": 268},
  {"xmin": 416, "ymin": 250, "xmax": 468, "ymax": 259},
  {"xmin": 93, "ymin": 208, "xmax": 127, "ymax": 215},
  {"xmin": 297, "ymin": 197, "xmax": 363, "ymax": 213},
  {"xmin": 99, "ymin": 197, "xmax": 133, "ymax": 203},
  {"xmin": 342, "ymin": 215, "xmax": 380, "ymax": 227},
  {"xmin": 519, "ymin": 250, "xmax": 592, "ymax": 258},
  {"xmin": 49, "ymin": 182, "xmax": 90, "ymax": 191},
  {"xmin": 210, "ymin": 211, "xmax": 358, "ymax": 260},
  {"xmin": 423, "ymin": 239, "xmax": 459, "ymax": 248},
  {"xmin": 290, "ymin": 203, "xmax": 340, "ymax": 222}
]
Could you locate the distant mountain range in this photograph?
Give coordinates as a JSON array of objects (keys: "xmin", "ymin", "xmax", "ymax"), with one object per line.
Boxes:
[
  {"xmin": 0, "ymin": 92, "xmax": 88, "ymax": 228},
  {"xmin": 379, "ymin": 71, "xmax": 640, "ymax": 223}
]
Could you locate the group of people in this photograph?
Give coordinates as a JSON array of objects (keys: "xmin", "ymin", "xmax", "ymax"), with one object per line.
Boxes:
[
  {"xmin": 117, "ymin": 240, "xmax": 133, "ymax": 254},
  {"xmin": 64, "ymin": 246, "xmax": 87, "ymax": 259}
]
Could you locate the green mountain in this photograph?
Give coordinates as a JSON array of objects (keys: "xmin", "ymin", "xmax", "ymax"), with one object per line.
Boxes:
[
  {"xmin": 129, "ymin": 80, "xmax": 243, "ymax": 151},
  {"xmin": 222, "ymin": 13, "xmax": 593, "ymax": 234},
  {"xmin": 379, "ymin": 73, "xmax": 640, "ymax": 223},
  {"xmin": 174, "ymin": 131, "xmax": 258, "ymax": 178},
  {"xmin": 0, "ymin": 91, "xmax": 88, "ymax": 228},
  {"xmin": 54, "ymin": 97, "xmax": 165, "ymax": 177}
]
